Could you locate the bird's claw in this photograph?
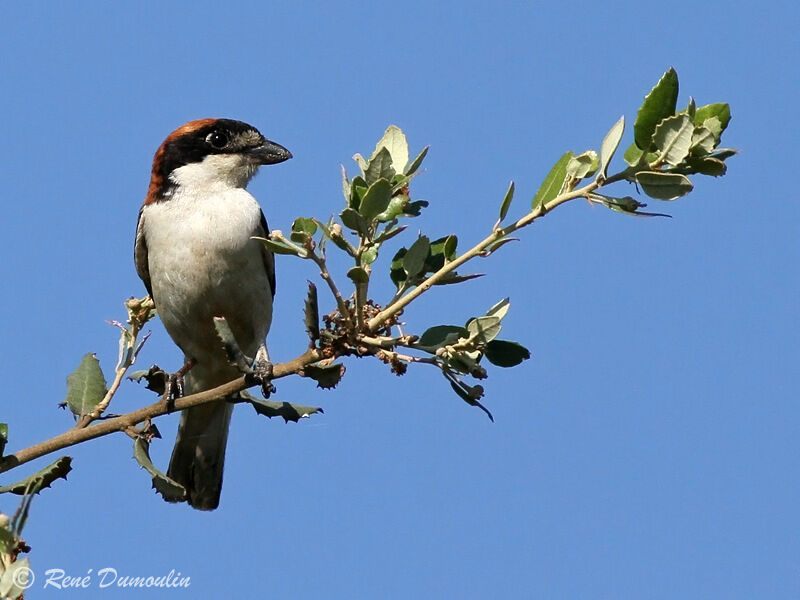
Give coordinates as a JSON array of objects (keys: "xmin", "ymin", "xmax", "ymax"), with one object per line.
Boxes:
[
  {"xmin": 163, "ymin": 373, "xmax": 184, "ymax": 412},
  {"xmin": 247, "ymin": 357, "xmax": 276, "ymax": 398}
]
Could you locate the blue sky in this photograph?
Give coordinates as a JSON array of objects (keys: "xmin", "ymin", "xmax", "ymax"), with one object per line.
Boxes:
[{"xmin": 1, "ymin": 1, "xmax": 797, "ymax": 598}]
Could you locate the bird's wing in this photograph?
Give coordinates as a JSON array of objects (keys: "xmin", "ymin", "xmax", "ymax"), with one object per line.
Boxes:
[
  {"xmin": 257, "ymin": 210, "xmax": 276, "ymax": 299},
  {"xmin": 134, "ymin": 207, "xmax": 153, "ymax": 297}
]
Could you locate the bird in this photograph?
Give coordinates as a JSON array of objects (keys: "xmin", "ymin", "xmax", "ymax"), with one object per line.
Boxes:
[{"xmin": 134, "ymin": 118, "xmax": 291, "ymax": 510}]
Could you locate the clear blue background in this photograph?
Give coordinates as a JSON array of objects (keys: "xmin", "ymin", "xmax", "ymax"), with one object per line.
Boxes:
[{"xmin": 1, "ymin": 1, "xmax": 797, "ymax": 598}]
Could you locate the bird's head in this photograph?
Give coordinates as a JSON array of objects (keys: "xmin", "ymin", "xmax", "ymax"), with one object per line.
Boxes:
[{"xmin": 145, "ymin": 118, "xmax": 291, "ymax": 204}]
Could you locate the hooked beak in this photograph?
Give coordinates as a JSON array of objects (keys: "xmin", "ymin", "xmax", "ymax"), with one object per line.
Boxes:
[{"xmin": 248, "ymin": 140, "xmax": 292, "ymax": 165}]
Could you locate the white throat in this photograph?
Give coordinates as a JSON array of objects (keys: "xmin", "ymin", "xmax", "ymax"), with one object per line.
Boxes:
[{"xmin": 169, "ymin": 154, "xmax": 260, "ymax": 192}]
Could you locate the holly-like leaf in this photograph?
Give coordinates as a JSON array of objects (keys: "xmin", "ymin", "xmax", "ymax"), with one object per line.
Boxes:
[
  {"xmin": 371, "ymin": 125, "xmax": 409, "ymax": 174},
  {"xmin": 240, "ymin": 391, "xmax": 323, "ymax": 423},
  {"xmin": 486, "ymin": 297, "xmax": 510, "ymax": 320},
  {"xmin": 694, "ymin": 102, "xmax": 731, "ymax": 135},
  {"xmin": 416, "ymin": 325, "xmax": 468, "ymax": 350},
  {"xmin": 485, "ymin": 340, "xmax": 531, "ymax": 367},
  {"xmin": 499, "ymin": 181, "xmax": 515, "ymax": 222},
  {"xmin": 304, "ymin": 282, "xmax": 319, "ymax": 344},
  {"xmin": 403, "ymin": 235, "xmax": 430, "ymax": 279},
  {"xmin": 636, "ymin": 171, "xmax": 693, "ymax": 200},
  {"xmin": 290, "ymin": 217, "xmax": 318, "ymax": 244},
  {"xmin": 566, "ymin": 150, "xmax": 599, "ymax": 180},
  {"xmin": 253, "ymin": 236, "xmax": 306, "ymax": 257},
  {"xmin": 364, "ymin": 147, "xmax": 396, "ymax": 186},
  {"xmin": 404, "ymin": 145, "xmax": 429, "ymax": 176},
  {"xmin": 64, "ymin": 353, "xmax": 107, "ymax": 419},
  {"xmin": 0, "ymin": 455, "xmax": 72, "ymax": 495},
  {"xmin": 359, "ymin": 178, "xmax": 393, "ymax": 220},
  {"xmin": 690, "ymin": 125, "xmax": 717, "ymax": 155},
  {"xmin": 466, "ymin": 316, "xmax": 502, "ymax": 344},
  {"xmin": 681, "ymin": 156, "xmax": 727, "ymax": 176},
  {"xmin": 302, "ymin": 363, "xmax": 346, "ymax": 389},
  {"xmin": 532, "ymin": 152, "xmax": 573, "ymax": 209},
  {"xmin": 133, "ymin": 437, "xmax": 187, "ymax": 503},
  {"xmin": 652, "ymin": 113, "xmax": 694, "ymax": 166},
  {"xmin": 598, "ymin": 116, "xmax": 625, "ymax": 180},
  {"xmin": 634, "ymin": 67, "xmax": 679, "ymax": 149},
  {"xmin": 340, "ymin": 208, "xmax": 370, "ymax": 236}
]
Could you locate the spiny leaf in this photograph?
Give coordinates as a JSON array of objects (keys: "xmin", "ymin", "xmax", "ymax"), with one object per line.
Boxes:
[
  {"xmin": 340, "ymin": 208, "xmax": 370, "ymax": 236},
  {"xmin": 64, "ymin": 353, "xmax": 107, "ymax": 419},
  {"xmin": 240, "ymin": 391, "xmax": 323, "ymax": 423},
  {"xmin": 681, "ymin": 156, "xmax": 727, "ymax": 176},
  {"xmin": 566, "ymin": 150, "xmax": 599, "ymax": 180},
  {"xmin": 598, "ymin": 116, "xmax": 625, "ymax": 180},
  {"xmin": 359, "ymin": 178, "xmax": 393, "ymax": 219},
  {"xmin": 364, "ymin": 147, "xmax": 395, "ymax": 186},
  {"xmin": 485, "ymin": 340, "xmax": 531, "ymax": 367},
  {"xmin": 652, "ymin": 113, "xmax": 694, "ymax": 165},
  {"xmin": 466, "ymin": 315, "xmax": 502, "ymax": 344},
  {"xmin": 304, "ymin": 282, "xmax": 320, "ymax": 344},
  {"xmin": 253, "ymin": 236, "xmax": 306, "ymax": 257},
  {"xmin": 405, "ymin": 145, "xmax": 429, "ymax": 176},
  {"xmin": 690, "ymin": 125, "xmax": 717, "ymax": 155},
  {"xmin": 636, "ymin": 171, "xmax": 693, "ymax": 200},
  {"xmin": 499, "ymin": 181, "xmax": 515, "ymax": 222},
  {"xmin": 133, "ymin": 437, "xmax": 187, "ymax": 503},
  {"xmin": 403, "ymin": 235, "xmax": 431, "ymax": 279},
  {"xmin": 302, "ymin": 363, "xmax": 346, "ymax": 389},
  {"xmin": 694, "ymin": 102, "xmax": 731, "ymax": 134},
  {"xmin": 0, "ymin": 456, "xmax": 72, "ymax": 495},
  {"xmin": 634, "ymin": 67, "xmax": 679, "ymax": 149},
  {"xmin": 372, "ymin": 125, "xmax": 409, "ymax": 174},
  {"xmin": 532, "ymin": 152, "xmax": 573, "ymax": 210},
  {"xmin": 416, "ymin": 325, "xmax": 468, "ymax": 350}
]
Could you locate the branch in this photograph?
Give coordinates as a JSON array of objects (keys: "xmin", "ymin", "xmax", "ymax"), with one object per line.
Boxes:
[{"xmin": 0, "ymin": 348, "xmax": 322, "ymax": 475}]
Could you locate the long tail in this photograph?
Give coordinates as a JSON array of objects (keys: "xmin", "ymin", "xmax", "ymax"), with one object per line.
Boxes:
[{"xmin": 167, "ymin": 398, "xmax": 233, "ymax": 511}]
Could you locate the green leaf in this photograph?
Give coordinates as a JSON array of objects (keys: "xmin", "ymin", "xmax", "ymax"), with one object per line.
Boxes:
[
  {"xmin": 444, "ymin": 372, "xmax": 493, "ymax": 421},
  {"xmin": 566, "ymin": 150, "xmax": 599, "ymax": 180},
  {"xmin": 240, "ymin": 391, "xmax": 323, "ymax": 423},
  {"xmin": 304, "ymin": 282, "xmax": 319, "ymax": 344},
  {"xmin": 340, "ymin": 207, "xmax": 370, "ymax": 236},
  {"xmin": 403, "ymin": 235, "xmax": 430, "ymax": 279},
  {"xmin": 486, "ymin": 297, "xmax": 510, "ymax": 320},
  {"xmin": 680, "ymin": 156, "xmax": 727, "ymax": 177},
  {"xmin": 710, "ymin": 148, "xmax": 738, "ymax": 161},
  {"xmin": 427, "ymin": 235, "xmax": 457, "ymax": 271},
  {"xmin": 485, "ymin": 340, "xmax": 531, "ymax": 367},
  {"xmin": 694, "ymin": 102, "xmax": 731, "ymax": 133},
  {"xmin": 400, "ymin": 200, "xmax": 428, "ymax": 217},
  {"xmin": 532, "ymin": 152, "xmax": 573, "ymax": 209},
  {"xmin": 133, "ymin": 437, "xmax": 187, "ymax": 503},
  {"xmin": 466, "ymin": 315, "xmax": 502, "ymax": 344},
  {"xmin": 302, "ymin": 363, "xmax": 346, "ymax": 389},
  {"xmin": 353, "ymin": 153, "xmax": 368, "ymax": 172},
  {"xmin": 690, "ymin": 125, "xmax": 717, "ymax": 155},
  {"xmin": 636, "ymin": 171, "xmax": 694, "ymax": 200},
  {"xmin": 404, "ymin": 145, "xmax": 429, "ymax": 176},
  {"xmin": 390, "ymin": 248, "xmax": 407, "ymax": 288},
  {"xmin": 347, "ymin": 266, "xmax": 369, "ymax": 284},
  {"xmin": 64, "ymin": 353, "xmax": 107, "ymax": 419},
  {"xmin": 376, "ymin": 195, "xmax": 408, "ymax": 222},
  {"xmin": 498, "ymin": 181, "xmax": 515, "ymax": 222},
  {"xmin": 652, "ymin": 113, "xmax": 694, "ymax": 166},
  {"xmin": 598, "ymin": 116, "xmax": 625, "ymax": 180},
  {"xmin": 0, "ymin": 455, "xmax": 72, "ymax": 495},
  {"xmin": 684, "ymin": 96, "xmax": 696, "ymax": 119},
  {"xmin": 361, "ymin": 245, "xmax": 379, "ymax": 265},
  {"xmin": 634, "ymin": 67, "xmax": 679, "ymax": 149},
  {"xmin": 0, "ymin": 424, "xmax": 6, "ymax": 457},
  {"xmin": 359, "ymin": 178, "xmax": 393, "ymax": 219},
  {"xmin": 417, "ymin": 325, "xmax": 468, "ymax": 350},
  {"xmin": 486, "ymin": 237, "xmax": 518, "ymax": 254},
  {"xmin": 372, "ymin": 125, "xmax": 409, "ymax": 174},
  {"xmin": 434, "ymin": 273, "xmax": 484, "ymax": 285},
  {"xmin": 364, "ymin": 147, "xmax": 395, "ymax": 186},
  {"xmin": 290, "ymin": 217, "xmax": 318, "ymax": 243},
  {"xmin": 253, "ymin": 236, "xmax": 306, "ymax": 257},
  {"xmin": 375, "ymin": 224, "xmax": 407, "ymax": 244}
]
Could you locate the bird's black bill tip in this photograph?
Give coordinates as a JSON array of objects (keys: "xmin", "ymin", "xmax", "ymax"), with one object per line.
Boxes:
[{"xmin": 250, "ymin": 140, "xmax": 292, "ymax": 165}]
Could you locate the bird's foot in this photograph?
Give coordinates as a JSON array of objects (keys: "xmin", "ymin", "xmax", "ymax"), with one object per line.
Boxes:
[
  {"xmin": 246, "ymin": 356, "xmax": 276, "ymax": 398},
  {"xmin": 162, "ymin": 359, "xmax": 196, "ymax": 412}
]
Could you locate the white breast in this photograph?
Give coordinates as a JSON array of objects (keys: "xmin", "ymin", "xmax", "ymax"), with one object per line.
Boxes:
[{"xmin": 142, "ymin": 187, "xmax": 273, "ymax": 368}]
